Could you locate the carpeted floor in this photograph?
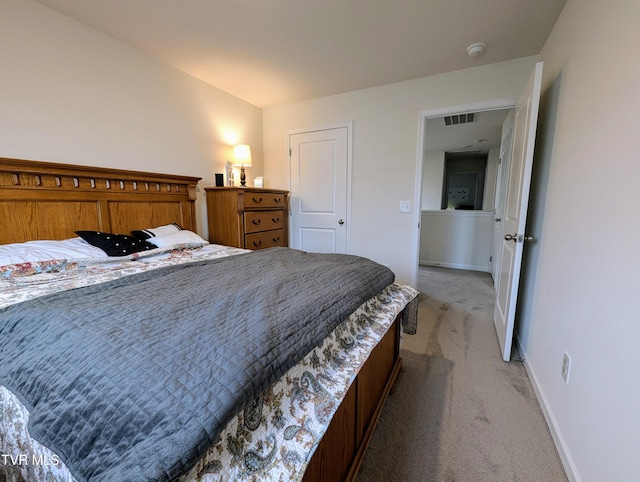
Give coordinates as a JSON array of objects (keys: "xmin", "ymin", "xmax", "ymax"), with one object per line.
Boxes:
[{"xmin": 356, "ymin": 266, "xmax": 567, "ymax": 482}]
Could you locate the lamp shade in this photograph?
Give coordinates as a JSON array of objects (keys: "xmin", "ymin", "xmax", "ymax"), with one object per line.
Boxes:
[{"xmin": 233, "ymin": 144, "xmax": 252, "ymax": 166}]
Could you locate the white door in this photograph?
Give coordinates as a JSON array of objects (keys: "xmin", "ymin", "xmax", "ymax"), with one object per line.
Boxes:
[
  {"xmin": 493, "ymin": 62, "xmax": 543, "ymax": 361},
  {"xmin": 491, "ymin": 132, "xmax": 512, "ymax": 288},
  {"xmin": 289, "ymin": 126, "xmax": 350, "ymax": 253}
]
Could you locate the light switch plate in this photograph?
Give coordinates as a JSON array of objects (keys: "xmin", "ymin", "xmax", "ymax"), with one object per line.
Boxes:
[{"xmin": 399, "ymin": 201, "xmax": 411, "ymax": 213}]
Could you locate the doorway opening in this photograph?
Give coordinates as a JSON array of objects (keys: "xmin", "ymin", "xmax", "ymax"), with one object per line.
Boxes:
[
  {"xmin": 411, "ymin": 63, "xmax": 544, "ymax": 362},
  {"xmin": 416, "ymin": 103, "xmax": 515, "ymax": 277},
  {"xmin": 442, "ymin": 151, "xmax": 487, "ymax": 210}
]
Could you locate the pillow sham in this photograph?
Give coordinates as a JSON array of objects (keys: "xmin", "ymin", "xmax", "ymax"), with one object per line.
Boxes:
[
  {"xmin": 147, "ymin": 230, "xmax": 207, "ymax": 248},
  {"xmin": 0, "ymin": 237, "xmax": 106, "ymax": 266},
  {"xmin": 131, "ymin": 223, "xmax": 181, "ymax": 240},
  {"xmin": 75, "ymin": 231, "xmax": 156, "ymax": 257}
]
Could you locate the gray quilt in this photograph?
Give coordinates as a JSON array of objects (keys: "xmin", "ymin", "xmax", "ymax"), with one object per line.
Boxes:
[{"xmin": 0, "ymin": 247, "xmax": 394, "ymax": 482}]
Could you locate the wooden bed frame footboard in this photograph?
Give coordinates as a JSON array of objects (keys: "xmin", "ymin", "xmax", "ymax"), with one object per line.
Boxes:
[
  {"xmin": 303, "ymin": 315, "xmax": 402, "ymax": 482},
  {"xmin": 0, "ymin": 157, "xmax": 401, "ymax": 482}
]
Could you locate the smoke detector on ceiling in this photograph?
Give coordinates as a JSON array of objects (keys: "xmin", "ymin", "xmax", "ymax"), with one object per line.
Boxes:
[{"xmin": 466, "ymin": 42, "xmax": 486, "ymax": 58}]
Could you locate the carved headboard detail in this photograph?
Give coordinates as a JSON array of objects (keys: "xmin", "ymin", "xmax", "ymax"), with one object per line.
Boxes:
[{"xmin": 0, "ymin": 158, "xmax": 201, "ymax": 244}]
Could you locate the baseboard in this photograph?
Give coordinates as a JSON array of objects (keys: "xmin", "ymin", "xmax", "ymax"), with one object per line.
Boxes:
[
  {"xmin": 522, "ymin": 358, "xmax": 582, "ymax": 482},
  {"xmin": 419, "ymin": 260, "xmax": 489, "ymax": 272}
]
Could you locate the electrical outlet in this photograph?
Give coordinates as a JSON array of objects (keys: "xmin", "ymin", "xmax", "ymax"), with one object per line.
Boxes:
[
  {"xmin": 399, "ymin": 201, "xmax": 411, "ymax": 213},
  {"xmin": 561, "ymin": 352, "xmax": 572, "ymax": 384}
]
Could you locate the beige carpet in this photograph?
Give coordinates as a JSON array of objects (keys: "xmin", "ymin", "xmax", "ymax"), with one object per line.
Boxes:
[{"xmin": 356, "ymin": 266, "xmax": 567, "ymax": 482}]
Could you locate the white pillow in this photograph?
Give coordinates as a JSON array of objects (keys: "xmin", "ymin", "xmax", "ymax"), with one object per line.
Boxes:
[
  {"xmin": 131, "ymin": 223, "xmax": 181, "ymax": 240},
  {"xmin": 147, "ymin": 230, "xmax": 208, "ymax": 248},
  {"xmin": 0, "ymin": 237, "xmax": 107, "ymax": 266}
]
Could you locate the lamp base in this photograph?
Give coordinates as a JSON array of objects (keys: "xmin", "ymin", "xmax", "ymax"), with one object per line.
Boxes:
[{"xmin": 240, "ymin": 167, "xmax": 246, "ymax": 186}]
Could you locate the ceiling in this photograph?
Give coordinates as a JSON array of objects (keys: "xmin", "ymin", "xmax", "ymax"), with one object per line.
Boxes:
[
  {"xmin": 34, "ymin": 0, "xmax": 566, "ymax": 108},
  {"xmin": 425, "ymin": 108, "xmax": 511, "ymax": 155}
]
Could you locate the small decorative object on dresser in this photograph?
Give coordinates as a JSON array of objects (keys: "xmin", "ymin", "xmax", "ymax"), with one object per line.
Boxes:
[
  {"xmin": 205, "ymin": 187, "xmax": 289, "ymax": 250},
  {"xmin": 232, "ymin": 144, "xmax": 252, "ymax": 186}
]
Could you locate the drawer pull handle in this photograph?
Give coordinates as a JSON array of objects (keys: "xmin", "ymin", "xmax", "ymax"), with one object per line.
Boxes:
[
  {"xmin": 271, "ymin": 217, "xmax": 280, "ymax": 223},
  {"xmin": 252, "ymin": 240, "xmax": 262, "ymax": 247},
  {"xmin": 252, "ymin": 219, "xmax": 261, "ymax": 225},
  {"xmin": 252, "ymin": 197, "xmax": 263, "ymax": 203},
  {"xmin": 274, "ymin": 197, "xmax": 282, "ymax": 203},
  {"xmin": 272, "ymin": 237, "xmax": 280, "ymax": 242}
]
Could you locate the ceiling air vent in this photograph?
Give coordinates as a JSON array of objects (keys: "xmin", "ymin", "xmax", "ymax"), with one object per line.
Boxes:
[{"xmin": 443, "ymin": 113, "xmax": 476, "ymax": 126}]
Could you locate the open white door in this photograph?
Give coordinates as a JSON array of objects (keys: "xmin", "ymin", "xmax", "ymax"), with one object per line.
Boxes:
[
  {"xmin": 289, "ymin": 126, "xmax": 350, "ymax": 253},
  {"xmin": 491, "ymin": 131, "xmax": 512, "ymax": 288},
  {"xmin": 493, "ymin": 62, "xmax": 543, "ymax": 361}
]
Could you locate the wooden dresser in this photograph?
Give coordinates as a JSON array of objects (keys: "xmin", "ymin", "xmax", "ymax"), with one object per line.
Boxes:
[{"xmin": 205, "ymin": 187, "xmax": 289, "ymax": 250}]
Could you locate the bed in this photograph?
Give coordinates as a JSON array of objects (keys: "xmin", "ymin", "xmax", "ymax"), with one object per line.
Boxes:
[{"xmin": 0, "ymin": 158, "xmax": 418, "ymax": 482}]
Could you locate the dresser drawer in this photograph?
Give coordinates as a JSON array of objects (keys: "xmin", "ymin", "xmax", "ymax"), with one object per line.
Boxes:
[
  {"xmin": 244, "ymin": 210, "xmax": 285, "ymax": 234},
  {"xmin": 244, "ymin": 191, "xmax": 287, "ymax": 209},
  {"xmin": 245, "ymin": 229, "xmax": 285, "ymax": 250}
]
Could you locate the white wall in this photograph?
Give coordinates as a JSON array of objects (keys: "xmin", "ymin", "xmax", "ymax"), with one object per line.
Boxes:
[
  {"xmin": 421, "ymin": 151, "xmax": 445, "ymax": 210},
  {"xmin": 263, "ymin": 57, "xmax": 539, "ymax": 285},
  {"xmin": 0, "ymin": 0, "xmax": 263, "ymax": 239},
  {"xmin": 419, "ymin": 211, "xmax": 493, "ymax": 271},
  {"xmin": 519, "ymin": 0, "xmax": 640, "ymax": 480}
]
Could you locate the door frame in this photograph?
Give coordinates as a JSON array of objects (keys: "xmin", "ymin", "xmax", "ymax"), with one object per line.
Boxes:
[
  {"xmin": 412, "ymin": 98, "xmax": 517, "ymax": 287},
  {"xmin": 287, "ymin": 121, "xmax": 353, "ymax": 253}
]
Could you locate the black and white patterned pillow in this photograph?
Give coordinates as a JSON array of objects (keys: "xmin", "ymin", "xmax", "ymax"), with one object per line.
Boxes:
[{"xmin": 75, "ymin": 231, "xmax": 156, "ymax": 257}]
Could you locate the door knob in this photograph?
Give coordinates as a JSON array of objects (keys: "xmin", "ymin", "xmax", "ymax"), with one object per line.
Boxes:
[
  {"xmin": 505, "ymin": 233, "xmax": 535, "ymax": 242},
  {"xmin": 495, "ymin": 217, "xmax": 502, "ymax": 222},
  {"xmin": 338, "ymin": 219, "xmax": 345, "ymax": 225}
]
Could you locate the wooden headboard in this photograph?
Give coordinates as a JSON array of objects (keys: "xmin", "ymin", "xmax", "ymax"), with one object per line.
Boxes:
[{"xmin": 0, "ymin": 158, "xmax": 201, "ymax": 244}]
